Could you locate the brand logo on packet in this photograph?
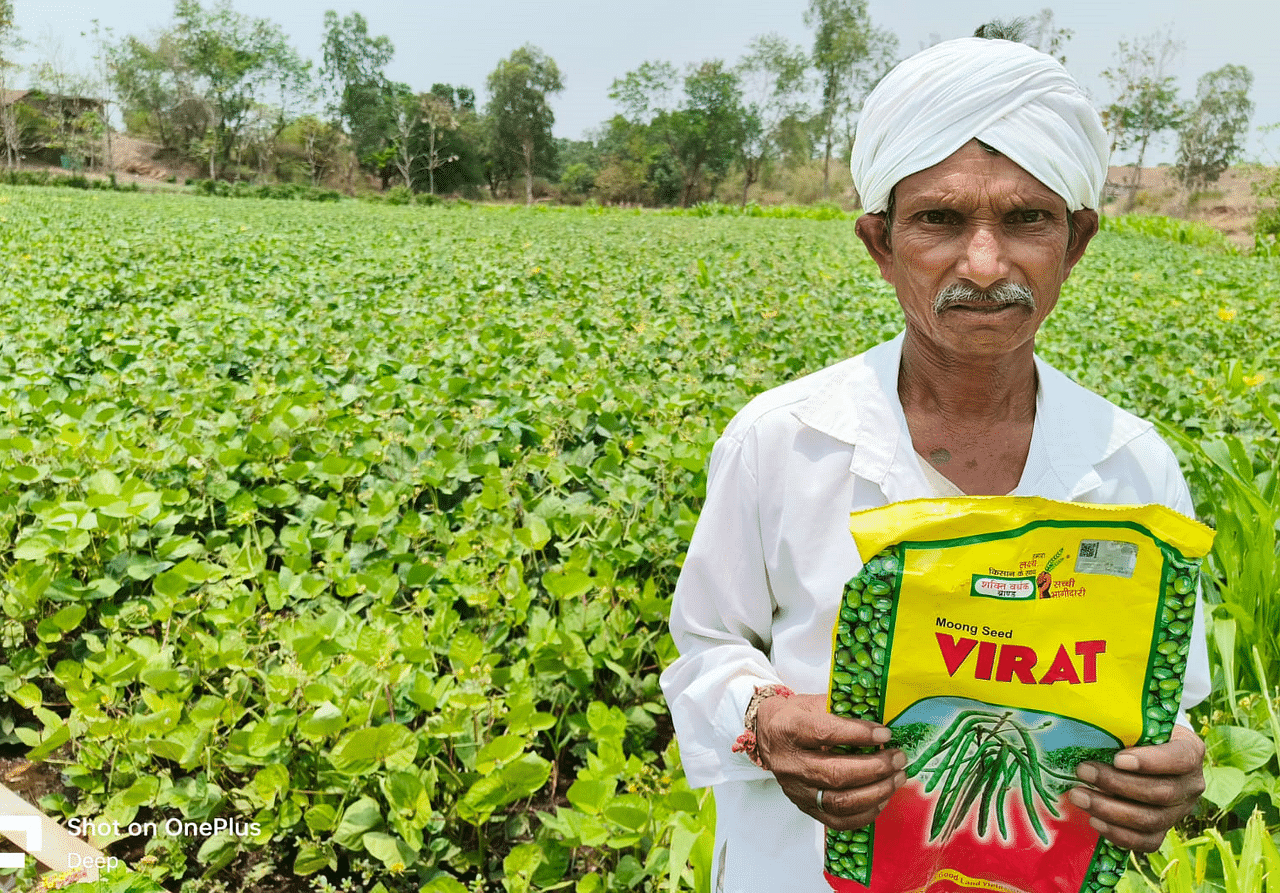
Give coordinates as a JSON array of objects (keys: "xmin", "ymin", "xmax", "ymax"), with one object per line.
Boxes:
[{"xmin": 970, "ymin": 575, "xmax": 1036, "ymax": 600}]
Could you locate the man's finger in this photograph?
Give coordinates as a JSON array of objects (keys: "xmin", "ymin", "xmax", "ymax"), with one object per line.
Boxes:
[
  {"xmin": 756, "ymin": 693, "xmax": 891, "ymax": 763},
  {"xmin": 1108, "ymin": 726, "xmax": 1205, "ymax": 775},
  {"xmin": 1074, "ymin": 727, "xmax": 1205, "ymax": 806},
  {"xmin": 788, "ymin": 712, "xmax": 893, "ymax": 751},
  {"xmin": 791, "ymin": 748, "xmax": 905, "ymax": 792}
]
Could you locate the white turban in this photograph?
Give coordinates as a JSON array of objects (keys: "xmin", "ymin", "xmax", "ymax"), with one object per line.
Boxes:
[{"xmin": 850, "ymin": 37, "xmax": 1110, "ymax": 213}]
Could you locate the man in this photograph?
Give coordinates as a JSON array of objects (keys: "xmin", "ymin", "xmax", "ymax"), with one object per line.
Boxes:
[{"xmin": 659, "ymin": 37, "xmax": 1207, "ymax": 891}]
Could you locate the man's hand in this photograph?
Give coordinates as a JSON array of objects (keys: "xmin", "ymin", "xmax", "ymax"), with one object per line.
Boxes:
[
  {"xmin": 1069, "ymin": 724, "xmax": 1206, "ymax": 852},
  {"xmin": 755, "ymin": 693, "xmax": 907, "ymax": 831}
]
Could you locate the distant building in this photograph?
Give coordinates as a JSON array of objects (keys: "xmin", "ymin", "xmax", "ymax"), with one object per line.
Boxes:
[{"xmin": 1, "ymin": 89, "xmax": 107, "ymax": 167}]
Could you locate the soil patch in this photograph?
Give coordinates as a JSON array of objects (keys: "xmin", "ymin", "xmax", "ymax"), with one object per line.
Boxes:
[{"xmin": 1104, "ymin": 163, "xmax": 1274, "ymax": 249}]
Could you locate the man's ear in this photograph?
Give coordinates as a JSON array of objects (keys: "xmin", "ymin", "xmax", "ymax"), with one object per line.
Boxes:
[
  {"xmin": 856, "ymin": 213, "xmax": 895, "ymax": 284},
  {"xmin": 1064, "ymin": 209, "xmax": 1100, "ymax": 277}
]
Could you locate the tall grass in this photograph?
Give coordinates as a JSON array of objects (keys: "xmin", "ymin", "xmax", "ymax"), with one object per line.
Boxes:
[{"xmin": 1158, "ymin": 422, "xmax": 1280, "ymax": 717}]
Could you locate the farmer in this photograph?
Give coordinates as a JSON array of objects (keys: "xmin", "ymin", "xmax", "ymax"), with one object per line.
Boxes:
[{"xmin": 660, "ymin": 37, "xmax": 1208, "ymax": 891}]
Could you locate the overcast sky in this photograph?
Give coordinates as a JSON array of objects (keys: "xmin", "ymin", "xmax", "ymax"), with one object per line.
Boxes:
[{"xmin": 9, "ymin": 0, "xmax": 1280, "ymax": 166}]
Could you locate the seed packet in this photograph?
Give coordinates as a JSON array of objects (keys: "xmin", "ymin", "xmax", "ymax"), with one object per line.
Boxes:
[{"xmin": 824, "ymin": 497, "xmax": 1213, "ymax": 893}]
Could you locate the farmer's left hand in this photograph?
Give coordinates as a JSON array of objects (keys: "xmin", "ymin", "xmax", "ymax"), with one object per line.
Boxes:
[{"xmin": 1068, "ymin": 723, "xmax": 1205, "ymax": 852}]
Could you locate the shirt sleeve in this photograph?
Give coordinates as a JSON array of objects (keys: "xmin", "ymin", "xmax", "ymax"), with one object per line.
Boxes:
[{"xmin": 659, "ymin": 429, "xmax": 784, "ymax": 788}]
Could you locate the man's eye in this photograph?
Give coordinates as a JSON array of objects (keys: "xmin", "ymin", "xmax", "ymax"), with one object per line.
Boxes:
[
  {"xmin": 1013, "ymin": 210, "xmax": 1046, "ymax": 224},
  {"xmin": 922, "ymin": 210, "xmax": 953, "ymax": 224}
]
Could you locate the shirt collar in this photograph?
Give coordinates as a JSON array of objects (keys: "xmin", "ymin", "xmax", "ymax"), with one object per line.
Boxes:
[{"xmin": 791, "ymin": 333, "xmax": 1151, "ymax": 501}]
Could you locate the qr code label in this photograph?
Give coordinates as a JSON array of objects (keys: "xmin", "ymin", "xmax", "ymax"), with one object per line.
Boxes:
[{"xmin": 1074, "ymin": 539, "xmax": 1138, "ymax": 578}]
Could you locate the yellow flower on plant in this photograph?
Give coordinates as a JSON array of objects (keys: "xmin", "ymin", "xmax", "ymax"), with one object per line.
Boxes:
[
  {"xmin": 1217, "ymin": 307, "xmax": 1237, "ymax": 321},
  {"xmin": 1244, "ymin": 373, "xmax": 1266, "ymax": 387}
]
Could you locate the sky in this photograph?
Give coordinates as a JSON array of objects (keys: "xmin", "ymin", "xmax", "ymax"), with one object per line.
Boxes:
[{"xmin": 8, "ymin": 0, "xmax": 1280, "ymax": 167}]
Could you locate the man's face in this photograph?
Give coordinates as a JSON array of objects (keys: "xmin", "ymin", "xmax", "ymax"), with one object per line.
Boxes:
[{"xmin": 856, "ymin": 140, "xmax": 1098, "ymax": 362}]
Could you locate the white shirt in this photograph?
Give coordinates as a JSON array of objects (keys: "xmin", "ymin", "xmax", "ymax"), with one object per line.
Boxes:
[{"xmin": 659, "ymin": 333, "xmax": 1209, "ymax": 893}]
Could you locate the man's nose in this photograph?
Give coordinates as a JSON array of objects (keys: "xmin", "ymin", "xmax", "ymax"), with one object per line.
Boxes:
[{"xmin": 958, "ymin": 225, "xmax": 1009, "ymax": 289}]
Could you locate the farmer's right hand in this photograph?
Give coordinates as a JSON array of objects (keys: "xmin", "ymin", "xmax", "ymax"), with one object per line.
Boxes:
[{"xmin": 755, "ymin": 693, "xmax": 907, "ymax": 831}]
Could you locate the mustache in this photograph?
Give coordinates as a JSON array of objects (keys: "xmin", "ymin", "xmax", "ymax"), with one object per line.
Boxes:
[{"xmin": 932, "ymin": 283, "xmax": 1036, "ymax": 314}]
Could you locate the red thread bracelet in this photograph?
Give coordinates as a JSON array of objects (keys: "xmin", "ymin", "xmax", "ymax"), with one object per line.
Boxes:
[{"xmin": 732, "ymin": 684, "xmax": 794, "ymax": 767}]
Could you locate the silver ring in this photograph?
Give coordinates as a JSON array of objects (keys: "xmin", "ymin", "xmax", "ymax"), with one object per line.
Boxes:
[{"xmin": 815, "ymin": 788, "xmax": 825, "ymax": 812}]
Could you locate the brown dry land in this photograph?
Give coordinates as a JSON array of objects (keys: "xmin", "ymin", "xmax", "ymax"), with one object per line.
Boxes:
[{"xmin": 1104, "ymin": 163, "xmax": 1274, "ymax": 249}]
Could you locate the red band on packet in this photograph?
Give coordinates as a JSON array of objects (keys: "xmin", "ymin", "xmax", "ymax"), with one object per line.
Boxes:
[{"xmin": 824, "ymin": 497, "xmax": 1213, "ymax": 893}]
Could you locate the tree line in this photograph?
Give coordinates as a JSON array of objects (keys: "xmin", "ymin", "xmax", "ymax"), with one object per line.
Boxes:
[{"xmin": 0, "ymin": 1, "xmax": 1261, "ymax": 208}]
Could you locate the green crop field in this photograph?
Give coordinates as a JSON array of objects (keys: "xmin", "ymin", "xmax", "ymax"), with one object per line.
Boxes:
[{"xmin": 1, "ymin": 187, "xmax": 1279, "ymax": 893}]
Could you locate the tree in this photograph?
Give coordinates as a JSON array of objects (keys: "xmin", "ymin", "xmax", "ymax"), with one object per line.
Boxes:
[
  {"xmin": 591, "ymin": 113, "xmax": 671, "ymax": 204},
  {"xmin": 806, "ymin": 0, "xmax": 865, "ymax": 198},
  {"xmin": 420, "ymin": 84, "xmax": 482, "ymax": 195},
  {"xmin": 1175, "ymin": 64, "xmax": 1254, "ymax": 198},
  {"xmin": 292, "ymin": 114, "xmax": 344, "ymax": 185},
  {"xmin": 110, "ymin": 30, "xmax": 188, "ymax": 150},
  {"xmin": 419, "ymin": 93, "xmax": 458, "ymax": 195},
  {"xmin": 1100, "ymin": 30, "xmax": 1184, "ymax": 210},
  {"xmin": 387, "ymin": 86, "xmax": 422, "ymax": 189},
  {"xmin": 0, "ymin": 0, "xmax": 24, "ymax": 170},
  {"xmin": 833, "ymin": 23, "xmax": 897, "ymax": 190},
  {"xmin": 86, "ymin": 20, "xmax": 118, "ymax": 173},
  {"xmin": 735, "ymin": 34, "xmax": 810, "ymax": 205},
  {"xmin": 175, "ymin": 0, "xmax": 310, "ymax": 177},
  {"xmin": 486, "ymin": 45, "xmax": 564, "ymax": 204},
  {"xmin": 662, "ymin": 61, "xmax": 746, "ymax": 207},
  {"xmin": 1025, "ymin": 8, "xmax": 1073, "ymax": 65},
  {"xmin": 606, "ymin": 60, "xmax": 745, "ymax": 207},
  {"xmin": 608, "ymin": 60, "xmax": 679, "ymax": 124},
  {"xmin": 111, "ymin": 0, "xmax": 310, "ymax": 179},
  {"xmin": 320, "ymin": 10, "xmax": 401, "ymax": 186}
]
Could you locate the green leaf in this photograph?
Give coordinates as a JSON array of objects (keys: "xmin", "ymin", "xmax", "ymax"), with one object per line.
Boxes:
[
  {"xmin": 304, "ymin": 804, "xmax": 337, "ymax": 834},
  {"xmin": 12, "ymin": 683, "xmax": 43, "ymax": 709},
  {"xmin": 515, "ymin": 514, "xmax": 551, "ymax": 551},
  {"xmin": 447, "ymin": 629, "xmax": 484, "ymax": 671},
  {"xmin": 566, "ymin": 778, "xmax": 612, "ymax": 815},
  {"xmin": 299, "ymin": 701, "xmax": 345, "ymax": 739},
  {"xmin": 293, "ymin": 841, "xmax": 334, "ymax": 876},
  {"xmin": 1203, "ymin": 765, "xmax": 1248, "ymax": 810},
  {"xmin": 125, "ymin": 556, "xmax": 170, "ymax": 581},
  {"xmin": 13, "ymin": 536, "xmax": 54, "ymax": 562},
  {"xmin": 333, "ymin": 797, "xmax": 382, "ymax": 849},
  {"xmin": 196, "ymin": 834, "xmax": 238, "ymax": 873},
  {"xmin": 475, "ymin": 735, "xmax": 525, "ymax": 772},
  {"xmin": 458, "ymin": 753, "xmax": 550, "ymax": 823},
  {"xmin": 380, "ymin": 771, "xmax": 428, "ymax": 816},
  {"xmin": 328, "ymin": 724, "xmax": 417, "ymax": 775},
  {"xmin": 542, "ymin": 569, "xmax": 593, "ymax": 598},
  {"xmin": 24, "ymin": 718, "xmax": 70, "ymax": 761},
  {"xmin": 120, "ymin": 776, "xmax": 160, "ymax": 807},
  {"xmin": 1206, "ymin": 725, "xmax": 1275, "ymax": 772},
  {"xmin": 360, "ymin": 831, "xmax": 416, "ymax": 869},
  {"xmin": 603, "ymin": 795, "xmax": 650, "ymax": 831}
]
